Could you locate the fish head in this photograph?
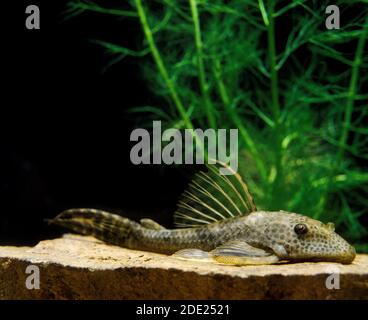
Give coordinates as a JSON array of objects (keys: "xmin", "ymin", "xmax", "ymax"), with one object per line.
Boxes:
[{"xmin": 260, "ymin": 211, "xmax": 356, "ymax": 264}]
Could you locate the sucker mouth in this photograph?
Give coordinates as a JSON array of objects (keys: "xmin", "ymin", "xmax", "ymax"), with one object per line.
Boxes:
[
  {"xmin": 338, "ymin": 246, "xmax": 356, "ymax": 264},
  {"xmin": 327, "ymin": 245, "xmax": 357, "ymax": 264},
  {"xmin": 288, "ymin": 246, "xmax": 356, "ymax": 264}
]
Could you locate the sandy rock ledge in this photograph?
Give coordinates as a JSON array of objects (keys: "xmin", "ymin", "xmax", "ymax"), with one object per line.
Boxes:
[{"xmin": 0, "ymin": 234, "xmax": 367, "ymax": 299}]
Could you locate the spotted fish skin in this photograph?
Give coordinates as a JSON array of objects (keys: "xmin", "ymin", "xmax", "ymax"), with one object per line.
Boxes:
[
  {"xmin": 239, "ymin": 211, "xmax": 355, "ymax": 264},
  {"xmin": 49, "ymin": 208, "xmax": 250, "ymax": 253},
  {"xmin": 49, "ymin": 208, "xmax": 356, "ymax": 264}
]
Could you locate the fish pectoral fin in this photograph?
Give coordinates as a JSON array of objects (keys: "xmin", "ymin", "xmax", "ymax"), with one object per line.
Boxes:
[
  {"xmin": 210, "ymin": 240, "xmax": 279, "ymax": 265},
  {"xmin": 140, "ymin": 218, "xmax": 166, "ymax": 230},
  {"xmin": 171, "ymin": 241, "xmax": 279, "ymax": 265},
  {"xmin": 171, "ymin": 249, "xmax": 213, "ymax": 262}
]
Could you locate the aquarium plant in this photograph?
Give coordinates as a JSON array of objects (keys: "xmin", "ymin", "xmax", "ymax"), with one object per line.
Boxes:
[{"xmin": 64, "ymin": 0, "xmax": 368, "ymax": 251}]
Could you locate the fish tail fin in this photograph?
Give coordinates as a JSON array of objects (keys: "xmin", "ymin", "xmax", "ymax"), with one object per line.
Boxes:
[{"xmin": 48, "ymin": 208, "xmax": 137, "ymax": 246}]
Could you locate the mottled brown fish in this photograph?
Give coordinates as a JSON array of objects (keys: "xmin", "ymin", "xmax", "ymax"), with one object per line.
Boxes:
[{"xmin": 49, "ymin": 161, "xmax": 356, "ymax": 265}]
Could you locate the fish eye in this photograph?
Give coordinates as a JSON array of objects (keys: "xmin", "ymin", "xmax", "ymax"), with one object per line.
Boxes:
[{"xmin": 294, "ymin": 223, "xmax": 308, "ymax": 235}]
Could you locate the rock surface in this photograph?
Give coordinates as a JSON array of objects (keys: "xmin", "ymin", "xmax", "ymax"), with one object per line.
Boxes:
[{"xmin": 0, "ymin": 234, "xmax": 367, "ymax": 299}]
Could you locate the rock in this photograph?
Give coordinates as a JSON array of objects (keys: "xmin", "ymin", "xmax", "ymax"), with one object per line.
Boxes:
[{"xmin": 0, "ymin": 234, "xmax": 367, "ymax": 299}]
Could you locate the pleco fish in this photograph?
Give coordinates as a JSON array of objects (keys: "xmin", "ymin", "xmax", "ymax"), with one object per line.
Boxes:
[{"xmin": 48, "ymin": 161, "xmax": 356, "ymax": 265}]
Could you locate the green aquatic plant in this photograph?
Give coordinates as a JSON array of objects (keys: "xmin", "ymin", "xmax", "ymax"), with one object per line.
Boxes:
[{"xmin": 64, "ymin": 0, "xmax": 368, "ymax": 250}]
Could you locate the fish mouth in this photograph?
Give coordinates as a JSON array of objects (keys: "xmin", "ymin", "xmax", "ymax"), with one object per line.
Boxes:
[
  {"xmin": 331, "ymin": 245, "xmax": 356, "ymax": 264},
  {"xmin": 288, "ymin": 245, "xmax": 356, "ymax": 264}
]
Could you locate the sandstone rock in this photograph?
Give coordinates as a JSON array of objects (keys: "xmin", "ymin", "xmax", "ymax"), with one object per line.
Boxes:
[{"xmin": 0, "ymin": 234, "xmax": 367, "ymax": 299}]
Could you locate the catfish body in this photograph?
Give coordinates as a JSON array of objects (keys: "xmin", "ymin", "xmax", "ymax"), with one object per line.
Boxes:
[
  {"xmin": 51, "ymin": 208, "xmax": 355, "ymax": 265},
  {"xmin": 49, "ymin": 161, "xmax": 356, "ymax": 265}
]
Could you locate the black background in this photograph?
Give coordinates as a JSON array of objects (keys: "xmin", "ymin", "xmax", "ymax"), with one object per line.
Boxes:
[{"xmin": 1, "ymin": 1, "xmax": 192, "ymax": 245}]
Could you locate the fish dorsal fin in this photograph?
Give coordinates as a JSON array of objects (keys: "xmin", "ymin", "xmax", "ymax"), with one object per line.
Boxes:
[{"xmin": 174, "ymin": 160, "xmax": 257, "ymax": 228}]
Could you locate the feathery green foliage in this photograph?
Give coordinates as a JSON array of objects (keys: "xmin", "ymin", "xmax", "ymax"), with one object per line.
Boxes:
[{"xmin": 65, "ymin": 0, "xmax": 368, "ymax": 250}]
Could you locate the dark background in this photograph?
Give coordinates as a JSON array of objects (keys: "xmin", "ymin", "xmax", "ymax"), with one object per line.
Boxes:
[
  {"xmin": 1, "ymin": 1, "xmax": 366, "ymax": 246},
  {"xmin": 0, "ymin": 1, "xmax": 192, "ymax": 245}
]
